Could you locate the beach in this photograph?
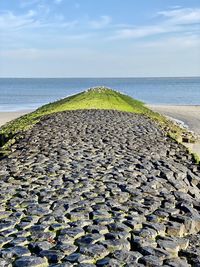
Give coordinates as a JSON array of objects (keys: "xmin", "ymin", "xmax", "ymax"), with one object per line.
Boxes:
[
  {"xmin": 148, "ymin": 105, "xmax": 200, "ymax": 155},
  {"xmin": 0, "ymin": 111, "xmax": 31, "ymax": 127},
  {"xmin": 148, "ymin": 105, "xmax": 200, "ymax": 135}
]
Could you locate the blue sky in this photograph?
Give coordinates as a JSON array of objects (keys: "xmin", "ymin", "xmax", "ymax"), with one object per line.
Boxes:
[{"xmin": 0, "ymin": 0, "xmax": 200, "ymax": 77}]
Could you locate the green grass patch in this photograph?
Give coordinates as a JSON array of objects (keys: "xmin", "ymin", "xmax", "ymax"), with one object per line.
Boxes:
[{"xmin": 0, "ymin": 87, "xmax": 188, "ymax": 156}]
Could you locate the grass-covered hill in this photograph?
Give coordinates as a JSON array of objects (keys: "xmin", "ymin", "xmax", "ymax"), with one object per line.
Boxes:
[{"xmin": 0, "ymin": 87, "xmax": 191, "ymax": 156}]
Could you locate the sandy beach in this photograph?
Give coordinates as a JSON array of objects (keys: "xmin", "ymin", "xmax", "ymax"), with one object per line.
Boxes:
[
  {"xmin": 148, "ymin": 105, "xmax": 200, "ymax": 155},
  {"xmin": 0, "ymin": 111, "xmax": 31, "ymax": 128},
  {"xmin": 148, "ymin": 105, "xmax": 200, "ymax": 135}
]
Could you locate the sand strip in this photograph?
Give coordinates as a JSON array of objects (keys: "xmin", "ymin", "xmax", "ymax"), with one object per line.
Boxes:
[
  {"xmin": 148, "ymin": 105, "xmax": 200, "ymax": 155},
  {"xmin": 0, "ymin": 111, "xmax": 32, "ymax": 128}
]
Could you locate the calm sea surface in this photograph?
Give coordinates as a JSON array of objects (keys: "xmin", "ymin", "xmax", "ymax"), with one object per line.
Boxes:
[{"xmin": 0, "ymin": 77, "xmax": 200, "ymax": 111}]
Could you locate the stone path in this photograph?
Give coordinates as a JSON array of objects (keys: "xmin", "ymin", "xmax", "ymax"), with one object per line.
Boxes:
[{"xmin": 0, "ymin": 110, "xmax": 200, "ymax": 266}]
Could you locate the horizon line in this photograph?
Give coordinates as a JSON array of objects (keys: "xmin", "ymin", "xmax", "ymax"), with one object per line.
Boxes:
[{"xmin": 0, "ymin": 76, "xmax": 200, "ymax": 79}]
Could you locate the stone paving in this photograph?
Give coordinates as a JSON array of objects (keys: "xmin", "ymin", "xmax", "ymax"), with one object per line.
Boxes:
[{"xmin": 0, "ymin": 109, "xmax": 200, "ymax": 266}]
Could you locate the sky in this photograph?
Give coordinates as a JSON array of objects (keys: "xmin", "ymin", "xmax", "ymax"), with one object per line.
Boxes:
[{"xmin": 0, "ymin": 0, "xmax": 200, "ymax": 77}]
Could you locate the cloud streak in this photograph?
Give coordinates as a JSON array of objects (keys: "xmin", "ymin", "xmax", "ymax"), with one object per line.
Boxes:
[
  {"xmin": 110, "ymin": 7, "xmax": 200, "ymax": 40},
  {"xmin": 0, "ymin": 10, "xmax": 78, "ymax": 31},
  {"xmin": 158, "ymin": 8, "xmax": 200, "ymax": 25},
  {"xmin": 0, "ymin": 10, "xmax": 37, "ymax": 30}
]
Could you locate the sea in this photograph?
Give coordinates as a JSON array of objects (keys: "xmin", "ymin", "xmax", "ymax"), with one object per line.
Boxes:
[{"xmin": 0, "ymin": 77, "xmax": 200, "ymax": 112}]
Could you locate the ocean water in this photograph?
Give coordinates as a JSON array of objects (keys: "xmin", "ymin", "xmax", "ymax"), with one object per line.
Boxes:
[{"xmin": 0, "ymin": 77, "xmax": 200, "ymax": 111}]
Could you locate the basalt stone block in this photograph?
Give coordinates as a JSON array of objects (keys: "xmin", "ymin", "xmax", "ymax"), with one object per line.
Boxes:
[
  {"xmin": 113, "ymin": 250, "xmax": 142, "ymax": 263},
  {"xmin": 131, "ymin": 236, "xmax": 157, "ymax": 251},
  {"xmin": 79, "ymin": 244, "xmax": 109, "ymax": 260},
  {"xmin": 65, "ymin": 253, "xmax": 93, "ymax": 264},
  {"xmin": 60, "ymin": 227, "xmax": 85, "ymax": 240},
  {"xmin": 50, "ymin": 263, "xmax": 73, "ymax": 267},
  {"xmin": 139, "ymin": 255, "xmax": 163, "ymax": 266},
  {"xmin": 75, "ymin": 234, "xmax": 105, "ymax": 247},
  {"xmin": 96, "ymin": 257, "xmax": 123, "ymax": 267},
  {"xmin": 29, "ymin": 241, "xmax": 55, "ymax": 253},
  {"xmin": 137, "ymin": 228, "xmax": 157, "ymax": 239},
  {"xmin": 55, "ymin": 244, "xmax": 77, "ymax": 256},
  {"xmin": 139, "ymin": 247, "xmax": 171, "ymax": 260},
  {"xmin": 0, "ymin": 222, "xmax": 15, "ymax": 232},
  {"xmin": 157, "ymin": 239, "xmax": 180, "ymax": 257},
  {"xmin": 9, "ymin": 237, "xmax": 28, "ymax": 246},
  {"xmin": 166, "ymin": 222, "xmax": 186, "ymax": 237},
  {"xmin": 40, "ymin": 250, "xmax": 65, "ymax": 263},
  {"xmin": 86, "ymin": 225, "xmax": 108, "ymax": 235},
  {"xmin": 1, "ymin": 246, "xmax": 31, "ymax": 259},
  {"xmin": 101, "ymin": 238, "xmax": 131, "ymax": 252},
  {"xmin": 164, "ymin": 258, "xmax": 191, "ymax": 267},
  {"xmin": 0, "ymin": 258, "xmax": 12, "ymax": 267},
  {"xmin": 14, "ymin": 256, "xmax": 48, "ymax": 267}
]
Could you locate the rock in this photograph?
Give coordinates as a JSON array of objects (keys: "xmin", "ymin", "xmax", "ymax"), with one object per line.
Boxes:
[
  {"xmin": 164, "ymin": 258, "xmax": 191, "ymax": 267},
  {"xmin": 14, "ymin": 256, "xmax": 48, "ymax": 267},
  {"xmin": 139, "ymin": 255, "xmax": 163, "ymax": 266},
  {"xmin": 166, "ymin": 222, "xmax": 186, "ymax": 237},
  {"xmin": 96, "ymin": 257, "xmax": 122, "ymax": 266},
  {"xmin": 0, "ymin": 258, "xmax": 12, "ymax": 267},
  {"xmin": 1, "ymin": 246, "xmax": 31, "ymax": 259},
  {"xmin": 157, "ymin": 239, "xmax": 180, "ymax": 257},
  {"xmin": 55, "ymin": 244, "xmax": 77, "ymax": 255},
  {"xmin": 79, "ymin": 244, "xmax": 109, "ymax": 260},
  {"xmin": 113, "ymin": 250, "xmax": 142, "ymax": 263},
  {"xmin": 40, "ymin": 250, "xmax": 65, "ymax": 263}
]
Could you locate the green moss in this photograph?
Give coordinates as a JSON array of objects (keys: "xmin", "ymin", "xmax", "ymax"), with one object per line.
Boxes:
[
  {"xmin": 192, "ymin": 153, "xmax": 200, "ymax": 164},
  {"xmin": 0, "ymin": 87, "xmax": 187, "ymax": 156}
]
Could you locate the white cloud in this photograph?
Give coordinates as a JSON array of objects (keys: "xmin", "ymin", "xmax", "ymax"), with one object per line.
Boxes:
[
  {"xmin": 89, "ymin": 15, "xmax": 112, "ymax": 29},
  {"xmin": 0, "ymin": 10, "xmax": 78, "ymax": 32},
  {"xmin": 111, "ymin": 25, "xmax": 173, "ymax": 39},
  {"xmin": 0, "ymin": 10, "xmax": 37, "ymax": 30},
  {"xmin": 110, "ymin": 7, "xmax": 200, "ymax": 40},
  {"xmin": 158, "ymin": 8, "xmax": 200, "ymax": 25}
]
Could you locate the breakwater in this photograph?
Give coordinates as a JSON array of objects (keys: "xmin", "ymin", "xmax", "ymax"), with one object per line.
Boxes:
[{"xmin": 0, "ymin": 110, "xmax": 199, "ymax": 266}]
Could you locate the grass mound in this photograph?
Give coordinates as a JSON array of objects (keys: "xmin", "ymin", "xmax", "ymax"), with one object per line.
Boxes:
[{"xmin": 0, "ymin": 87, "xmax": 186, "ymax": 155}]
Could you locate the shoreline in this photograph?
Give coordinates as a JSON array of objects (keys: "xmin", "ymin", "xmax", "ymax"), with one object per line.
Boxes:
[
  {"xmin": 0, "ymin": 110, "xmax": 33, "ymax": 128},
  {"xmin": 148, "ymin": 104, "xmax": 200, "ymax": 155}
]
